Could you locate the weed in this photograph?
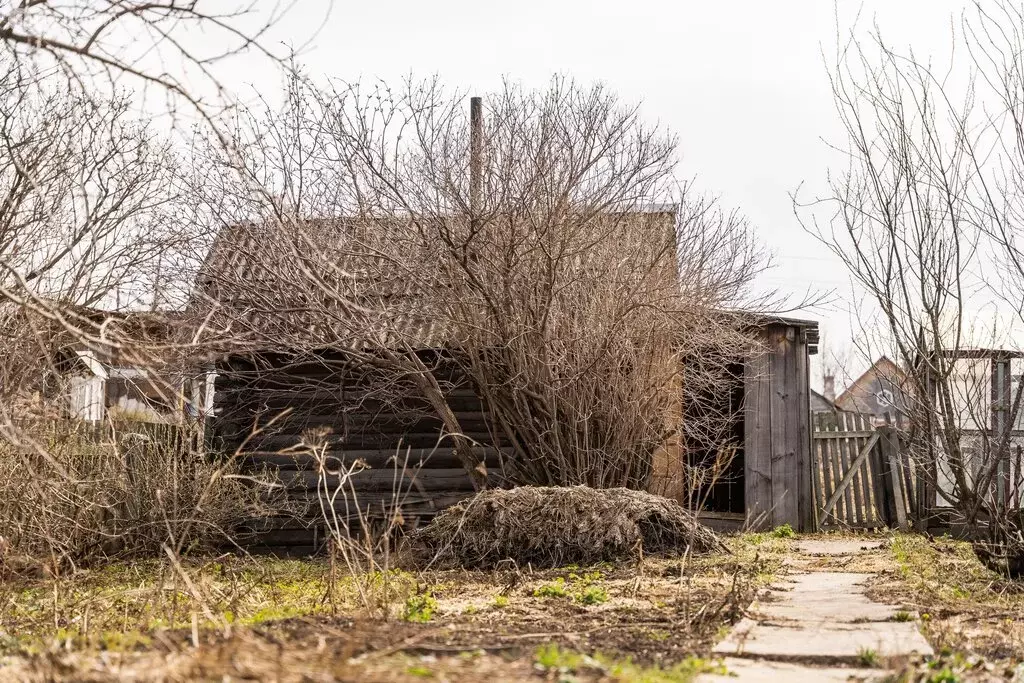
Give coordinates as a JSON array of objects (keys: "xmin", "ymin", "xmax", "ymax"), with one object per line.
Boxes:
[
  {"xmin": 949, "ymin": 585, "xmax": 970, "ymax": 600},
  {"xmin": 401, "ymin": 594, "xmax": 438, "ymax": 623},
  {"xmin": 568, "ymin": 570, "xmax": 604, "ymax": 585},
  {"xmin": 535, "ymin": 643, "xmax": 585, "ymax": 672},
  {"xmin": 535, "ymin": 571, "xmax": 609, "ymax": 604},
  {"xmin": 857, "ymin": 647, "xmax": 880, "ymax": 667},
  {"xmin": 893, "ymin": 610, "xmax": 913, "ymax": 622},
  {"xmin": 603, "ymin": 654, "xmax": 728, "ymax": 682},
  {"xmin": 925, "ymin": 669, "xmax": 961, "ymax": 683},
  {"xmin": 535, "ymin": 645, "xmax": 727, "ymax": 682},
  {"xmin": 406, "ymin": 664, "xmax": 434, "ymax": 677},
  {"xmin": 646, "ymin": 629, "xmax": 670, "ymax": 642},
  {"xmin": 493, "ymin": 595, "xmax": 509, "ymax": 609},
  {"xmin": 771, "ymin": 524, "xmax": 795, "ymax": 539},
  {"xmin": 576, "ymin": 585, "xmax": 609, "ymax": 606},
  {"xmin": 533, "ymin": 577, "xmax": 569, "ymax": 599}
]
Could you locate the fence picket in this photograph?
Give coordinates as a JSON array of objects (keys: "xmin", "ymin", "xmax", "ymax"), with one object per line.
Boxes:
[{"xmin": 812, "ymin": 412, "xmax": 915, "ymax": 530}]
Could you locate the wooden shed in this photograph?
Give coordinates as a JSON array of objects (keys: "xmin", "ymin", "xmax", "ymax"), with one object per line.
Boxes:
[
  {"xmin": 209, "ymin": 317, "xmax": 819, "ymax": 552},
  {"xmin": 197, "ymin": 218, "xmax": 820, "ymax": 550},
  {"xmin": 648, "ymin": 316, "xmax": 819, "ymax": 533}
]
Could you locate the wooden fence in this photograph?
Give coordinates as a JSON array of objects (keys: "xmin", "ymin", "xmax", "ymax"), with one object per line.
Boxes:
[{"xmin": 812, "ymin": 412, "xmax": 920, "ymax": 530}]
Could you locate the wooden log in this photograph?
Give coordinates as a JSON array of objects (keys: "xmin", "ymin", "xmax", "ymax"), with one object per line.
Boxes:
[{"xmin": 240, "ymin": 447, "xmax": 510, "ymax": 472}]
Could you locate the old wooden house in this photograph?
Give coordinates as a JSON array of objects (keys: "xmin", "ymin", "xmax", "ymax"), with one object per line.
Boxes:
[{"xmin": 197, "ymin": 216, "xmax": 819, "ymax": 552}]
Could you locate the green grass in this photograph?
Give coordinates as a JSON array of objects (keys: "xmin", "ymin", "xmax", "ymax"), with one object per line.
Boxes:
[
  {"xmin": 534, "ymin": 644, "xmax": 728, "ymax": 682},
  {"xmin": 857, "ymin": 647, "xmax": 880, "ymax": 667},
  {"xmin": 401, "ymin": 594, "xmax": 438, "ymax": 623}
]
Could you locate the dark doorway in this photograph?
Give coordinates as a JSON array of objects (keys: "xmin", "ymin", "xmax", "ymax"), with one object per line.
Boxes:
[{"xmin": 682, "ymin": 360, "xmax": 745, "ymax": 514}]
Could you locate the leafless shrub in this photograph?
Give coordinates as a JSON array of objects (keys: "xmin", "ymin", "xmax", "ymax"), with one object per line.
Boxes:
[
  {"xmin": 0, "ymin": 420, "xmax": 265, "ymax": 574},
  {"xmin": 190, "ymin": 74, "xmax": 774, "ymax": 498}
]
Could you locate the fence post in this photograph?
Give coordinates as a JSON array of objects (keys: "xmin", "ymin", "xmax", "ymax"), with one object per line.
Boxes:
[
  {"xmin": 873, "ymin": 426, "xmax": 897, "ymax": 528},
  {"xmin": 886, "ymin": 428, "xmax": 909, "ymax": 531}
]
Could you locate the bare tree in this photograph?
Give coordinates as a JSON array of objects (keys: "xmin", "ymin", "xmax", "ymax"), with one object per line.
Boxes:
[
  {"xmin": 190, "ymin": 74, "xmax": 772, "ymax": 500},
  {"xmin": 0, "ymin": 60, "xmax": 184, "ymax": 408},
  {"xmin": 799, "ymin": 1, "xmax": 1024, "ymax": 570},
  {"xmin": 0, "ymin": 1, "xmax": 304, "ymax": 118}
]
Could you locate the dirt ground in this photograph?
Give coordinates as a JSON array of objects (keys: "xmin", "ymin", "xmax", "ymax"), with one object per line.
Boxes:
[{"xmin": 1, "ymin": 531, "xmax": 1022, "ymax": 682}]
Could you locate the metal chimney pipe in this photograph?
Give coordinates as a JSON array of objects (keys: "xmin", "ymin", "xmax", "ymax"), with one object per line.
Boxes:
[{"xmin": 470, "ymin": 96, "xmax": 482, "ymax": 219}]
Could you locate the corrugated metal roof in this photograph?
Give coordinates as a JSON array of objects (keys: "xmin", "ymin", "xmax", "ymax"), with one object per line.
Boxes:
[
  {"xmin": 192, "ymin": 210, "xmax": 682, "ymax": 353},
  {"xmin": 192, "ymin": 217, "xmax": 468, "ymax": 351}
]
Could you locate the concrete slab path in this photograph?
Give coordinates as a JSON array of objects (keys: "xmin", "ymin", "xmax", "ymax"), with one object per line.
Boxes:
[{"xmin": 699, "ymin": 538, "xmax": 933, "ymax": 682}]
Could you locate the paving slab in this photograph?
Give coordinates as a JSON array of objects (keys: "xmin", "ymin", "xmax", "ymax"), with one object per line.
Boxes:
[
  {"xmin": 714, "ymin": 616, "xmax": 932, "ymax": 660},
  {"xmin": 714, "ymin": 571, "xmax": 932, "ymax": 662},
  {"xmin": 698, "ymin": 657, "xmax": 886, "ymax": 683},
  {"xmin": 752, "ymin": 572, "xmax": 900, "ymax": 623}
]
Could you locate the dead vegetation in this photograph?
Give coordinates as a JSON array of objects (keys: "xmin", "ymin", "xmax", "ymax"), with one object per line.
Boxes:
[
  {"xmin": 411, "ymin": 486, "xmax": 727, "ymax": 569},
  {"xmin": 0, "ymin": 532, "xmax": 786, "ymax": 682},
  {"xmin": 0, "ymin": 421, "xmax": 268, "ymax": 575},
  {"xmin": 874, "ymin": 535, "xmax": 1024, "ymax": 665}
]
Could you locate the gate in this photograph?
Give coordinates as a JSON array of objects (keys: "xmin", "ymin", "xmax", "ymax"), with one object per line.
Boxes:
[{"xmin": 812, "ymin": 412, "xmax": 918, "ymax": 530}]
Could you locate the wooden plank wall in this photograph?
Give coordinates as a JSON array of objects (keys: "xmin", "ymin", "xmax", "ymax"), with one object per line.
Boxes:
[
  {"xmin": 743, "ymin": 323, "xmax": 813, "ymax": 531},
  {"xmin": 212, "ymin": 351, "xmax": 506, "ymax": 553}
]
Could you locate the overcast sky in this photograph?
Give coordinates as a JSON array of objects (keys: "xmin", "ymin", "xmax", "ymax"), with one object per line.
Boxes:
[{"xmin": 213, "ymin": 0, "xmax": 977, "ymax": 390}]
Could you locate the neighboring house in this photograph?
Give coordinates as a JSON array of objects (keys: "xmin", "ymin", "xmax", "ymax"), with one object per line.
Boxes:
[
  {"xmin": 195, "ymin": 212, "xmax": 820, "ymax": 550},
  {"xmin": 810, "ymin": 389, "xmax": 838, "ymax": 414},
  {"xmin": 931, "ymin": 348, "xmax": 1024, "ymax": 508},
  {"xmin": 8, "ymin": 303, "xmax": 212, "ymax": 424},
  {"xmin": 835, "ymin": 356, "xmax": 910, "ymax": 426},
  {"xmin": 835, "ymin": 350, "xmax": 1024, "ymax": 509},
  {"xmin": 60, "ymin": 347, "xmax": 214, "ymax": 424}
]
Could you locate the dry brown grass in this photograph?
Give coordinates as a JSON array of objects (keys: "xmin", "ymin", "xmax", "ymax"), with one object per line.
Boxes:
[
  {"xmin": 870, "ymin": 535, "xmax": 1024, "ymax": 664},
  {"xmin": 0, "ymin": 532, "xmax": 790, "ymax": 682},
  {"xmin": 0, "ymin": 421, "xmax": 267, "ymax": 574}
]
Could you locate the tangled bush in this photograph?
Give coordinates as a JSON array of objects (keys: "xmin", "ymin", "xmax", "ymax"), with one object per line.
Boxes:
[
  {"xmin": 0, "ymin": 420, "xmax": 266, "ymax": 573},
  {"xmin": 412, "ymin": 486, "xmax": 726, "ymax": 569}
]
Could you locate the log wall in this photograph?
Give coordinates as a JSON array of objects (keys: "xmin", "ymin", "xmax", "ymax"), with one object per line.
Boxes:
[{"xmin": 212, "ymin": 350, "xmax": 506, "ymax": 553}]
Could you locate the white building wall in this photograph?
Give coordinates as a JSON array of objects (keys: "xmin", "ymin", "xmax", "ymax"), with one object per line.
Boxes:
[{"xmin": 68, "ymin": 375, "xmax": 105, "ymax": 422}]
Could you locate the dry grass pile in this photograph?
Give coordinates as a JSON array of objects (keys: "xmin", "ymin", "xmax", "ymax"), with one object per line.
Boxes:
[{"xmin": 412, "ymin": 485, "xmax": 726, "ymax": 568}]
